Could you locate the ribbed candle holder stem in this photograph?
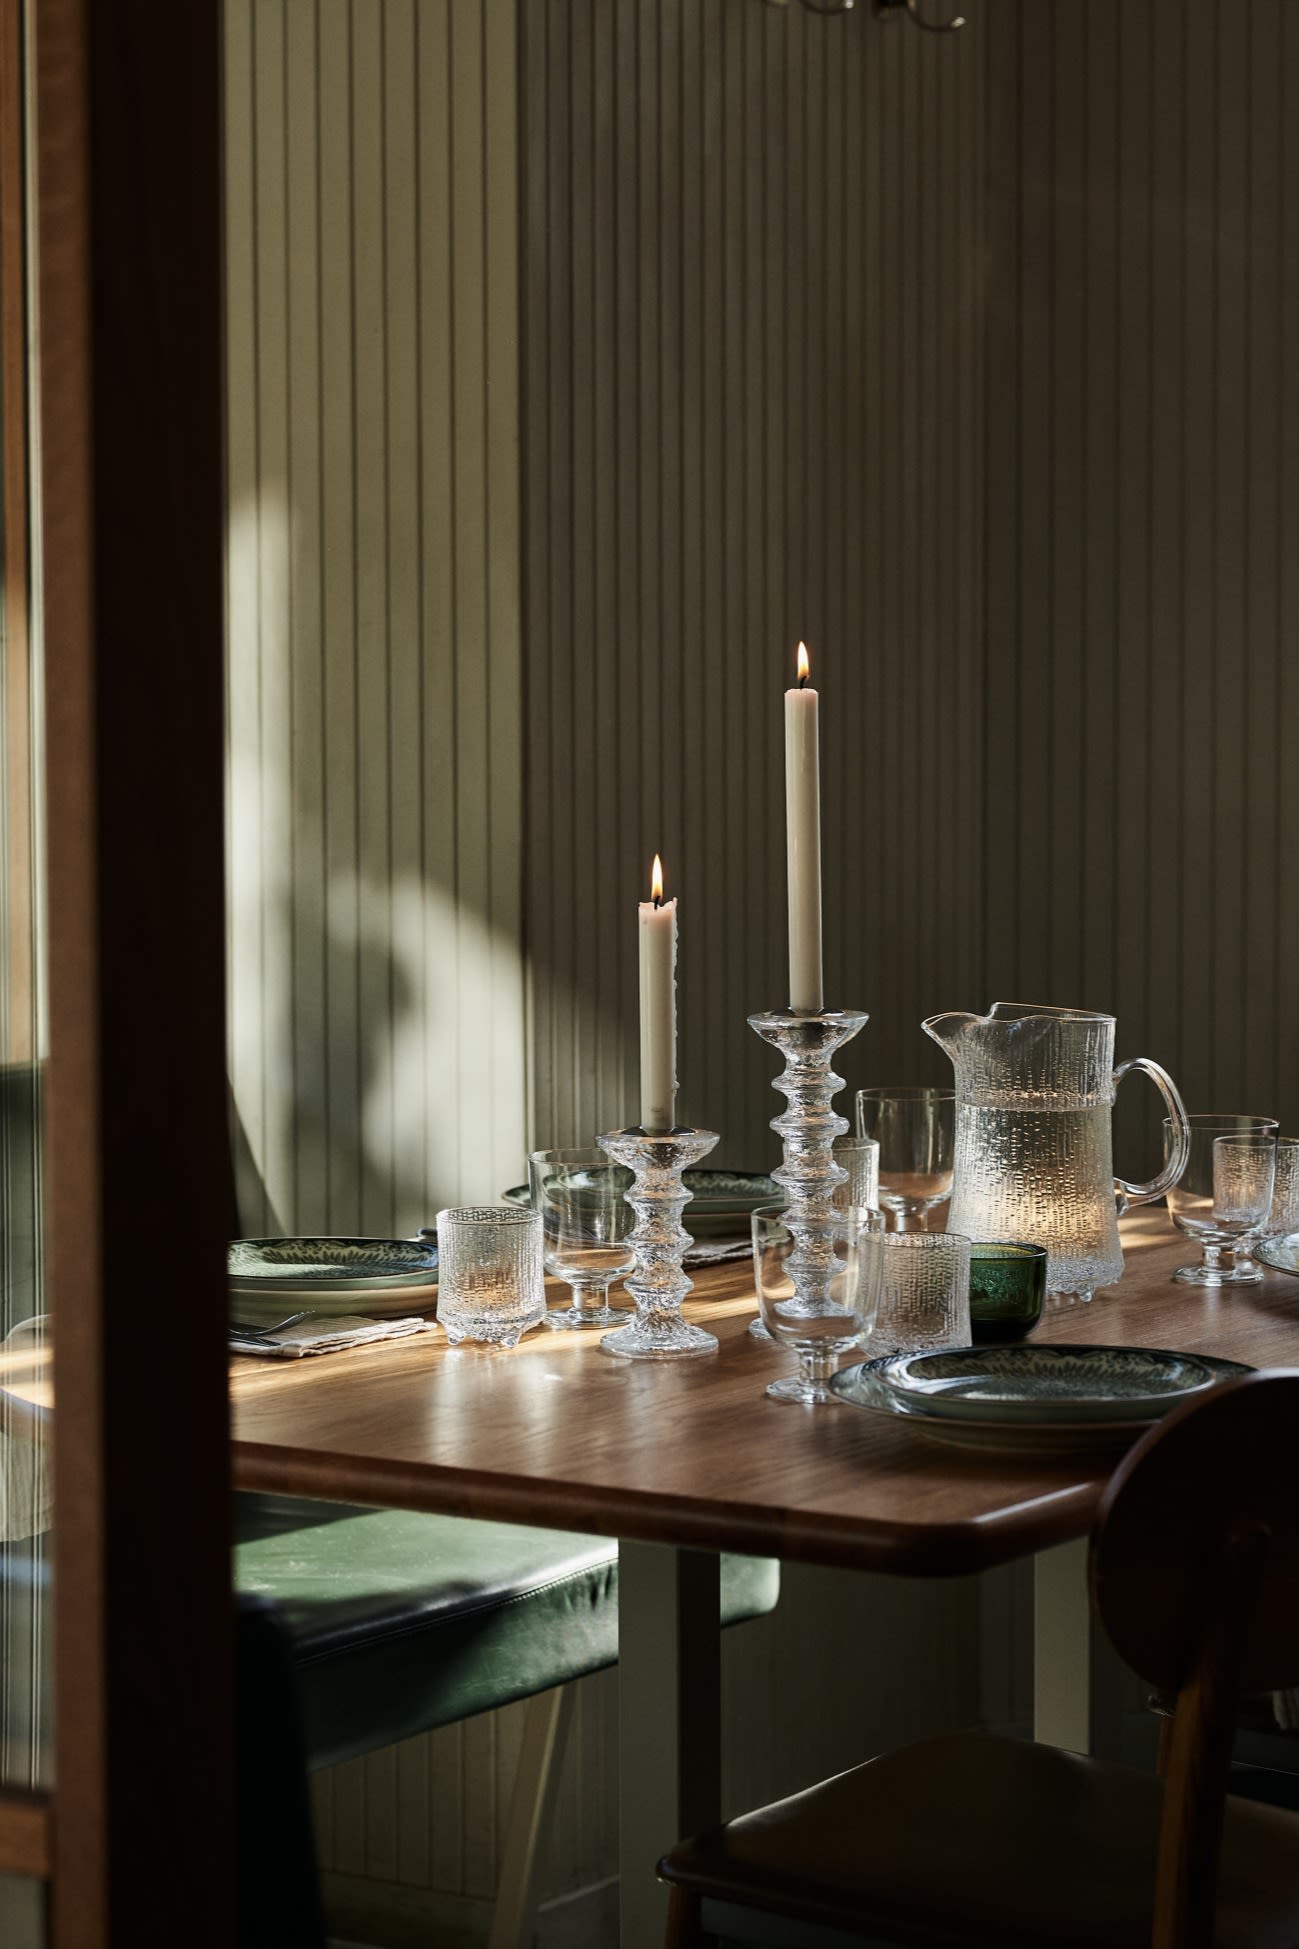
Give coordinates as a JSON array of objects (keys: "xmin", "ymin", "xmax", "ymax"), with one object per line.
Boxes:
[
  {"xmin": 748, "ymin": 1010, "xmax": 868, "ymax": 1329},
  {"xmin": 596, "ymin": 1125, "xmax": 720, "ymax": 1358}
]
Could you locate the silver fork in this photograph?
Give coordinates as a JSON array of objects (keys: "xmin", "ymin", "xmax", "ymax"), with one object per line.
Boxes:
[{"xmin": 229, "ymin": 1311, "xmax": 311, "ymax": 1340}]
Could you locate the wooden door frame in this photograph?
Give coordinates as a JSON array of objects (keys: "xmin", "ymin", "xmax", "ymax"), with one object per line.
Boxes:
[{"xmin": 0, "ymin": 1, "xmax": 235, "ymax": 1940}]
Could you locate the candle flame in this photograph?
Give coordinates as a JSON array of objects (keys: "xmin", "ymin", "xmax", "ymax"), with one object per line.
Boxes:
[
  {"xmin": 796, "ymin": 641, "xmax": 810, "ymax": 685},
  {"xmin": 651, "ymin": 854, "xmax": 664, "ymax": 905}
]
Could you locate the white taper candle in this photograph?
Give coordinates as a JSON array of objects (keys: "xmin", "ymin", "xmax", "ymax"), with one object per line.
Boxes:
[
  {"xmin": 639, "ymin": 854, "xmax": 678, "ymax": 1133},
  {"xmin": 785, "ymin": 642, "xmax": 823, "ymax": 1013}
]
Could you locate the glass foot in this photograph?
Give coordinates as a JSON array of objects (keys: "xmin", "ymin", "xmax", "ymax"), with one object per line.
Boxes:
[
  {"xmin": 1174, "ymin": 1260, "xmax": 1262, "ymax": 1287},
  {"xmin": 766, "ymin": 1372, "xmax": 837, "ymax": 1404},
  {"xmin": 600, "ymin": 1316, "xmax": 718, "ymax": 1359},
  {"xmin": 748, "ymin": 1316, "xmax": 772, "ymax": 1341},
  {"xmin": 548, "ymin": 1303, "xmax": 625, "ymax": 1330}
]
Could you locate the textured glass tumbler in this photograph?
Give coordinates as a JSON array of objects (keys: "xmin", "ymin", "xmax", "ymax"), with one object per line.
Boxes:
[
  {"xmin": 1256, "ymin": 1137, "xmax": 1299, "ymax": 1246},
  {"xmin": 854, "ymin": 1087, "xmax": 955, "ymax": 1229},
  {"xmin": 862, "ymin": 1231, "xmax": 972, "ymax": 1357},
  {"xmin": 436, "ymin": 1204, "xmax": 547, "ymax": 1346},
  {"xmin": 832, "ymin": 1135, "xmax": 879, "ymax": 1211},
  {"xmin": 529, "ymin": 1148, "xmax": 635, "ymax": 1330},
  {"xmin": 967, "ymin": 1241, "xmax": 1047, "ymax": 1343},
  {"xmin": 1165, "ymin": 1117, "xmax": 1278, "ymax": 1288},
  {"xmin": 752, "ymin": 1203, "xmax": 884, "ymax": 1405}
]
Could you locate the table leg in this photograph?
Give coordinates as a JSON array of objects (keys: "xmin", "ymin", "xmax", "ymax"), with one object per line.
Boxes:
[
  {"xmin": 1033, "ymin": 1537, "xmax": 1123, "ymax": 1757},
  {"xmin": 618, "ymin": 1542, "xmax": 721, "ymax": 1949}
]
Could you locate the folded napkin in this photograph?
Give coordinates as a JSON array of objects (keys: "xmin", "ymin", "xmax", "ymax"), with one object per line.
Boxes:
[
  {"xmin": 683, "ymin": 1237, "xmax": 752, "ymax": 1267},
  {"xmin": 229, "ymin": 1315, "xmax": 438, "ymax": 1359}
]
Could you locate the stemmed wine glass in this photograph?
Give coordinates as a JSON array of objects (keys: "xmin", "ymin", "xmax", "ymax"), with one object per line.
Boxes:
[
  {"xmin": 751, "ymin": 1203, "xmax": 884, "ymax": 1405},
  {"xmin": 1164, "ymin": 1115, "xmax": 1278, "ymax": 1287},
  {"xmin": 1165, "ymin": 1124, "xmax": 1277, "ymax": 1287},
  {"xmin": 528, "ymin": 1148, "xmax": 635, "ymax": 1329},
  {"xmin": 855, "ymin": 1088, "xmax": 955, "ymax": 1229}
]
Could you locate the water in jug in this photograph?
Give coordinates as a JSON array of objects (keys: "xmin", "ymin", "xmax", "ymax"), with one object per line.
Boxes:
[{"xmin": 922, "ymin": 1003, "xmax": 1190, "ymax": 1304}]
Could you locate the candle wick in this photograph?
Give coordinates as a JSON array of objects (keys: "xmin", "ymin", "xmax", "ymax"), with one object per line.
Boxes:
[
  {"xmin": 653, "ymin": 894, "xmax": 662, "ymax": 909},
  {"xmin": 798, "ymin": 672, "xmax": 808, "ymax": 690}
]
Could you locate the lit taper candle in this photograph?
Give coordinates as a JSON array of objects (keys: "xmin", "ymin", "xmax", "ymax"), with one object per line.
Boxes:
[
  {"xmin": 639, "ymin": 854, "xmax": 677, "ymax": 1133},
  {"xmin": 785, "ymin": 642, "xmax": 823, "ymax": 1013}
]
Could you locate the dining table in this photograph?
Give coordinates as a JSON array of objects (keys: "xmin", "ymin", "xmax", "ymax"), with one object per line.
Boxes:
[{"xmin": 230, "ymin": 1208, "xmax": 1299, "ymax": 1949}]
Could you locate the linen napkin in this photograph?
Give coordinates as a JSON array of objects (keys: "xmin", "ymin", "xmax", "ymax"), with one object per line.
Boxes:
[
  {"xmin": 229, "ymin": 1315, "xmax": 438, "ymax": 1359},
  {"xmin": 683, "ymin": 1237, "xmax": 751, "ymax": 1267}
]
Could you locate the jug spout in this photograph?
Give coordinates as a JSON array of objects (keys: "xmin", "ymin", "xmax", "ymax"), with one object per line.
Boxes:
[{"xmin": 921, "ymin": 1011, "xmax": 985, "ymax": 1062}]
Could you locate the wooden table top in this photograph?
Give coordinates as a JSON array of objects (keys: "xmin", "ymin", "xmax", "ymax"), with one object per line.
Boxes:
[{"xmin": 231, "ymin": 1210, "xmax": 1299, "ymax": 1577}]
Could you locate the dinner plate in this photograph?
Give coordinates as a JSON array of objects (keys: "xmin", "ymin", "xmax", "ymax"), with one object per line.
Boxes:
[
  {"xmin": 501, "ymin": 1168, "xmax": 778, "ymax": 1241},
  {"xmin": 1254, "ymin": 1234, "xmax": 1299, "ymax": 1277},
  {"xmin": 229, "ymin": 1237, "xmax": 440, "ymax": 1313},
  {"xmin": 830, "ymin": 1352, "xmax": 1252, "ymax": 1453},
  {"xmin": 870, "ymin": 1343, "xmax": 1222, "ymax": 1426}
]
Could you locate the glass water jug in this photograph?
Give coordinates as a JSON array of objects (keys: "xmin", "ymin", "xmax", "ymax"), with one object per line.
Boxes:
[{"xmin": 922, "ymin": 1003, "xmax": 1190, "ymax": 1304}]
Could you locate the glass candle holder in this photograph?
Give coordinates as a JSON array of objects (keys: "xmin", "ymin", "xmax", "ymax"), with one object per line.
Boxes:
[
  {"xmin": 967, "ymin": 1241, "xmax": 1047, "ymax": 1343},
  {"xmin": 436, "ymin": 1204, "xmax": 547, "ymax": 1347},
  {"xmin": 861, "ymin": 1231, "xmax": 971, "ymax": 1358},
  {"xmin": 596, "ymin": 1125, "xmax": 721, "ymax": 1358}
]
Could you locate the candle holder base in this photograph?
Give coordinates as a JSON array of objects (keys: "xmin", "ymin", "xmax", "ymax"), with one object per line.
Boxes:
[
  {"xmin": 596, "ymin": 1125, "xmax": 721, "ymax": 1359},
  {"xmin": 749, "ymin": 1008, "xmax": 868, "ymax": 1322}
]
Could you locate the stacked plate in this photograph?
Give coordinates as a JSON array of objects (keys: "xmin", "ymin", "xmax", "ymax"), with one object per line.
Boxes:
[
  {"xmin": 229, "ymin": 1237, "xmax": 440, "ymax": 1327},
  {"xmin": 501, "ymin": 1169, "xmax": 777, "ymax": 1258},
  {"xmin": 830, "ymin": 1343, "xmax": 1252, "ymax": 1452}
]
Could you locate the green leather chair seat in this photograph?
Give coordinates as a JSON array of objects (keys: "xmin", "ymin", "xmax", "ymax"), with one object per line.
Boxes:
[{"xmin": 235, "ymin": 1492, "xmax": 779, "ymax": 1771}]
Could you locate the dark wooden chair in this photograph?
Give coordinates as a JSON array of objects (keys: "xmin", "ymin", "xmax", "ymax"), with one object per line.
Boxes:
[{"xmin": 659, "ymin": 1370, "xmax": 1299, "ymax": 1949}]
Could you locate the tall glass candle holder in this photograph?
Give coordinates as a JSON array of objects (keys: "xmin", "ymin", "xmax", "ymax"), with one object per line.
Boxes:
[
  {"xmin": 748, "ymin": 1010, "xmax": 868, "ymax": 1336},
  {"xmin": 596, "ymin": 1125, "xmax": 720, "ymax": 1358}
]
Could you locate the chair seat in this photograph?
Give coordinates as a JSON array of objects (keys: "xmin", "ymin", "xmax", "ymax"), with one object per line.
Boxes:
[
  {"xmin": 235, "ymin": 1493, "xmax": 778, "ymax": 1771},
  {"xmin": 661, "ymin": 1731, "xmax": 1299, "ymax": 1949}
]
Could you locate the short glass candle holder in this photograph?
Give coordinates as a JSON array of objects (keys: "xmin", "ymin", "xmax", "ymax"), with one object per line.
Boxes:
[
  {"xmin": 967, "ymin": 1241, "xmax": 1047, "ymax": 1343},
  {"xmin": 436, "ymin": 1204, "xmax": 547, "ymax": 1347},
  {"xmin": 861, "ymin": 1231, "xmax": 972, "ymax": 1358},
  {"xmin": 596, "ymin": 1126, "xmax": 721, "ymax": 1359}
]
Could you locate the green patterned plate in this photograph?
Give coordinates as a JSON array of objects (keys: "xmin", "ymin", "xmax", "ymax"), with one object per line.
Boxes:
[
  {"xmin": 831, "ymin": 1350, "xmax": 1252, "ymax": 1451},
  {"xmin": 1254, "ymin": 1234, "xmax": 1299, "ymax": 1277},
  {"xmin": 870, "ymin": 1343, "xmax": 1222, "ymax": 1426},
  {"xmin": 229, "ymin": 1237, "xmax": 439, "ymax": 1307},
  {"xmin": 501, "ymin": 1169, "xmax": 777, "ymax": 1241}
]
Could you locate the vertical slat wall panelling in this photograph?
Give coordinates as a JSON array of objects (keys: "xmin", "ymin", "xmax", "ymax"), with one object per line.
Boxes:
[
  {"xmin": 981, "ymin": 0, "xmax": 1299, "ymax": 1141},
  {"xmin": 226, "ymin": 0, "xmax": 528, "ymax": 1932},
  {"xmin": 227, "ymin": 0, "xmax": 525, "ymax": 1231},
  {"xmin": 522, "ymin": 0, "xmax": 987, "ymax": 1167}
]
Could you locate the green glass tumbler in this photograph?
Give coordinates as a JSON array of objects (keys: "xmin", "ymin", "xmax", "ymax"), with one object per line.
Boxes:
[{"xmin": 967, "ymin": 1241, "xmax": 1047, "ymax": 1343}]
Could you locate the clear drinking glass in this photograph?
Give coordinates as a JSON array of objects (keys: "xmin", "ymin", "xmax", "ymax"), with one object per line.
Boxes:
[
  {"xmin": 854, "ymin": 1087, "xmax": 955, "ymax": 1229},
  {"xmin": 751, "ymin": 1203, "xmax": 884, "ymax": 1406},
  {"xmin": 861, "ymin": 1231, "xmax": 972, "ymax": 1357},
  {"xmin": 528, "ymin": 1148, "xmax": 635, "ymax": 1330},
  {"xmin": 1165, "ymin": 1116, "xmax": 1278, "ymax": 1287},
  {"xmin": 436, "ymin": 1204, "xmax": 547, "ymax": 1345},
  {"xmin": 832, "ymin": 1134, "xmax": 879, "ymax": 1211},
  {"xmin": 1165, "ymin": 1123, "xmax": 1277, "ymax": 1287}
]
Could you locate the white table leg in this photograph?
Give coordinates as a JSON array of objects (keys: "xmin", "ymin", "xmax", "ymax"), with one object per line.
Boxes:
[
  {"xmin": 1033, "ymin": 1536, "xmax": 1123, "ymax": 1756},
  {"xmin": 618, "ymin": 1542, "xmax": 721, "ymax": 1949}
]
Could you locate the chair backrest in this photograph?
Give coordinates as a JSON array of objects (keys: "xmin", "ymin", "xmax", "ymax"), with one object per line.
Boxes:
[{"xmin": 1091, "ymin": 1370, "xmax": 1299, "ymax": 1949}]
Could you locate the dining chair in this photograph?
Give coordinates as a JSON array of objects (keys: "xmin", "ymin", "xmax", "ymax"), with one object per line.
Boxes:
[{"xmin": 658, "ymin": 1369, "xmax": 1299, "ymax": 1949}]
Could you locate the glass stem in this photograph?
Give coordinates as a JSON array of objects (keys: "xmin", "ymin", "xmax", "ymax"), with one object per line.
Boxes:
[
  {"xmin": 1202, "ymin": 1242, "xmax": 1223, "ymax": 1273},
  {"xmin": 572, "ymin": 1278, "xmax": 609, "ymax": 1314},
  {"xmin": 800, "ymin": 1347, "xmax": 835, "ymax": 1388}
]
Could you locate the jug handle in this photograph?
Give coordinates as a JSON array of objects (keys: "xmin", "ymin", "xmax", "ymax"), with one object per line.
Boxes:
[{"xmin": 1112, "ymin": 1058, "xmax": 1190, "ymax": 1215}]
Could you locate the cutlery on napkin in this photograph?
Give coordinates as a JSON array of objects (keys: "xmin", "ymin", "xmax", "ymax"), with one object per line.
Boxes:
[{"xmin": 229, "ymin": 1315, "xmax": 437, "ymax": 1359}]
